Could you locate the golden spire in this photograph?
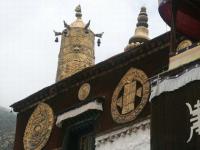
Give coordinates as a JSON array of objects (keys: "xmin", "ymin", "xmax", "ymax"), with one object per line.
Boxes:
[
  {"xmin": 124, "ymin": 6, "xmax": 149, "ymax": 51},
  {"xmin": 70, "ymin": 5, "xmax": 85, "ymax": 28},
  {"xmin": 75, "ymin": 5, "xmax": 82, "ymax": 18},
  {"xmin": 55, "ymin": 5, "xmax": 103, "ymax": 82}
]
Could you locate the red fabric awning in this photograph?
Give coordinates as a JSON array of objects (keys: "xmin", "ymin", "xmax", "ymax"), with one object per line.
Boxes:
[{"xmin": 159, "ymin": 0, "xmax": 200, "ymax": 39}]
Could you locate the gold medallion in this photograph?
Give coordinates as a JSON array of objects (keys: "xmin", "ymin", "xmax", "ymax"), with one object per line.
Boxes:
[
  {"xmin": 23, "ymin": 103, "xmax": 54, "ymax": 150},
  {"xmin": 78, "ymin": 83, "xmax": 90, "ymax": 100},
  {"xmin": 111, "ymin": 68, "xmax": 150, "ymax": 124}
]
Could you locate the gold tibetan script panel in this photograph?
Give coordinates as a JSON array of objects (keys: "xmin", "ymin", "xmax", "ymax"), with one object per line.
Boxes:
[
  {"xmin": 23, "ymin": 103, "xmax": 54, "ymax": 150},
  {"xmin": 111, "ymin": 68, "xmax": 150, "ymax": 124},
  {"xmin": 78, "ymin": 83, "xmax": 91, "ymax": 101}
]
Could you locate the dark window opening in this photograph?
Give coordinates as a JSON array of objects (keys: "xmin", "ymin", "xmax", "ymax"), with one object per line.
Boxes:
[
  {"xmin": 62, "ymin": 120, "xmax": 95, "ymax": 150},
  {"xmin": 80, "ymin": 132, "xmax": 94, "ymax": 150}
]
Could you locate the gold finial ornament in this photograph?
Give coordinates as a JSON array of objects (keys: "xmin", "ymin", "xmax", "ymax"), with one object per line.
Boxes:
[
  {"xmin": 111, "ymin": 68, "xmax": 150, "ymax": 124},
  {"xmin": 125, "ymin": 7, "xmax": 149, "ymax": 51},
  {"xmin": 23, "ymin": 103, "xmax": 54, "ymax": 150},
  {"xmin": 75, "ymin": 5, "xmax": 82, "ymax": 18},
  {"xmin": 56, "ymin": 5, "xmax": 95, "ymax": 81},
  {"xmin": 78, "ymin": 83, "xmax": 91, "ymax": 100},
  {"xmin": 176, "ymin": 40, "xmax": 192, "ymax": 51}
]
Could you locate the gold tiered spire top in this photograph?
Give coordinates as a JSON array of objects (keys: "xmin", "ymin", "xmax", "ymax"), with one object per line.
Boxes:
[
  {"xmin": 75, "ymin": 5, "xmax": 82, "ymax": 18},
  {"xmin": 70, "ymin": 5, "xmax": 85, "ymax": 28},
  {"xmin": 124, "ymin": 6, "xmax": 149, "ymax": 51}
]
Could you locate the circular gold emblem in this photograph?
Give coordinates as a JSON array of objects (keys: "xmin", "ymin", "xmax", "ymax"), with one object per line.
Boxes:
[
  {"xmin": 111, "ymin": 68, "xmax": 150, "ymax": 124},
  {"xmin": 78, "ymin": 83, "xmax": 91, "ymax": 100},
  {"xmin": 23, "ymin": 103, "xmax": 54, "ymax": 150}
]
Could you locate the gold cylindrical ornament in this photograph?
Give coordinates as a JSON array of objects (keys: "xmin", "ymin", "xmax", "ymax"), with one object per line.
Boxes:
[{"xmin": 56, "ymin": 27, "xmax": 95, "ymax": 81}]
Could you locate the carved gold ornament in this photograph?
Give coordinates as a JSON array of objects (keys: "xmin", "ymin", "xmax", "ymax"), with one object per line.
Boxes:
[
  {"xmin": 176, "ymin": 40, "xmax": 192, "ymax": 51},
  {"xmin": 111, "ymin": 68, "xmax": 150, "ymax": 124},
  {"xmin": 56, "ymin": 27, "xmax": 95, "ymax": 81},
  {"xmin": 23, "ymin": 103, "xmax": 54, "ymax": 150},
  {"xmin": 78, "ymin": 83, "xmax": 91, "ymax": 100}
]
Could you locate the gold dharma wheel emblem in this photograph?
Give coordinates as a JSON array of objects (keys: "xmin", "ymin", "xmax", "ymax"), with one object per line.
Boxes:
[
  {"xmin": 111, "ymin": 68, "xmax": 150, "ymax": 124},
  {"xmin": 78, "ymin": 83, "xmax": 91, "ymax": 100},
  {"xmin": 23, "ymin": 103, "xmax": 54, "ymax": 150}
]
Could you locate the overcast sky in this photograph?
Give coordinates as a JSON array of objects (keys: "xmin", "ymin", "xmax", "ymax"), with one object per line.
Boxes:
[{"xmin": 0, "ymin": 0, "xmax": 168, "ymax": 109}]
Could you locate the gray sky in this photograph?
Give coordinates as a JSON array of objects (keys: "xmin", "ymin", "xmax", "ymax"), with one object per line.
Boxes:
[{"xmin": 0, "ymin": 0, "xmax": 168, "ymax": 108}]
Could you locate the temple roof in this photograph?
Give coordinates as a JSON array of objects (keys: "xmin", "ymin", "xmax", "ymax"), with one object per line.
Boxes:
[{"xmin": 10, "ymin": 32, "xmax": 185, "ymax": 112}]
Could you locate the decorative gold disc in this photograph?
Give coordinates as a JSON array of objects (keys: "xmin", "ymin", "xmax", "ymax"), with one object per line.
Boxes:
[
  {"xmin": 111, "ymin": 68, "xmax": 150, "ymax": 124},
  {"xmin": 78, "ymin": 83, "xmax": 91, "ymax": 100},
  {"xmin": 23, "ymin": 103, "xmax": 54, "ymax": 150}
]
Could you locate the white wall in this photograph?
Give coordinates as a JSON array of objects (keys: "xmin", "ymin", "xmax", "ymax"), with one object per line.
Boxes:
[{"xmin": 96, "ymin": 120, "xmax": 150, "ymax": 150}]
